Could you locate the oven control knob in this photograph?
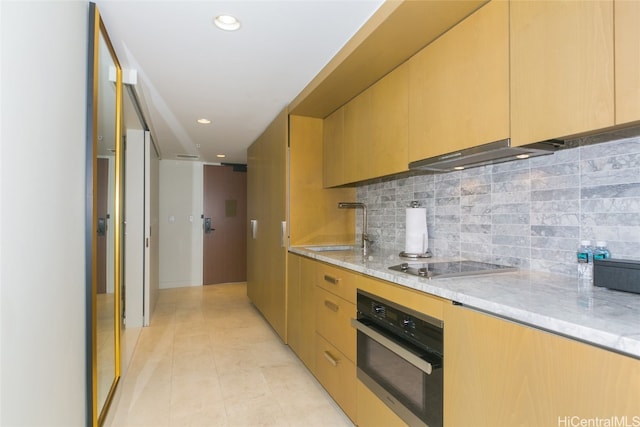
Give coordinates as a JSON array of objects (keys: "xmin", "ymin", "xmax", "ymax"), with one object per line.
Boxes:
[
  {"xmin": 401, "ymin": 263, "xmax": 409, "ymax": 271},
  {"xmin": 403, "ymin": 318, "xmax": 415, "ymax": 329},
  {"xmin": 374, "ymin": 305, "xmax": 385, "ymax": 315},
  {"xmin": 418, "ymin": 267, "xmax": 428, "ymax": 276}
]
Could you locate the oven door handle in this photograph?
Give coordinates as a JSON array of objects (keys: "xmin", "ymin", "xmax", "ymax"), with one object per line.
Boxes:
[{"xmin": 351, "ymin": 318, "xmax": 434, "ymax": 375}]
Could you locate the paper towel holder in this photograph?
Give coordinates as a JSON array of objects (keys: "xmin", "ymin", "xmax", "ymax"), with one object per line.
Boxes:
[{"xmin": 400, "ymin": 201, "xmax": 432, "ymax": 259}]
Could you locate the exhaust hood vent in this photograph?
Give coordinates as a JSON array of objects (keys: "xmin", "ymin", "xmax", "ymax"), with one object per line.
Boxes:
[{"xmin": 409, "ymin": 138, "xmax": 564, "ymax": 172}]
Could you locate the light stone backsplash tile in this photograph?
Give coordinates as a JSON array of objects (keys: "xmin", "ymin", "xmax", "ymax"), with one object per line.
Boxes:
[{"xmin": 356, "ymin": 133, "xmax": 640, "ymax": 277}]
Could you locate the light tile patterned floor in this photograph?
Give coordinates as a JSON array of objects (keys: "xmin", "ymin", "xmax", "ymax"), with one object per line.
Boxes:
[{"xmin": 108, "ymin": 283, "xmax": 354, "ymax": 427}]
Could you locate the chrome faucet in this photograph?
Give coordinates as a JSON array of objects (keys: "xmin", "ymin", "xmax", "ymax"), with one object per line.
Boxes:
[{"xmin": 338, "ymin": 202, "xmax": 371, "ymax": 256}]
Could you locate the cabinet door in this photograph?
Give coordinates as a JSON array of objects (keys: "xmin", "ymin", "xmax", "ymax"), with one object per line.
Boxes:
[
  {"xmin": 287, "ymin": 254, "xmax": 302, "ymax": 351},
  {"xmin": 322, "ymin": 107, "xmax": 345, "ymax": 188},
  {"xmin": 408, "ymin": 0, "xmax": 509, "ymax": 162},
  {"xmin": 343, "ymin": 90, "xmax": 372, "ymax": 184},
  {"xmin": 370, "ymin": 62, "xmax": 409, "ymax": 178},
  {"xmin": 615, "ymin": 0, "xmax": 640, "ymax": 125},
  {"xmin": 246, "ymin": 139, "xmax": 263, "ymax": 307},
  {"xmin": 286, "ymin": 254, "xmax": 317, "ymax": 371},
  {"xmin": 510, "ymin": 0, "xmax": 614, "ymax": 146},
  {"xmin": 298, "ymin": 257, "xmax": 317, "ymax": 370},
  {"xmin": 246, "ymin": 109, "xmax": 288, "ymax": 340},
  {"xmin": 266, "ymin": 117, "xmax": 288, "ymax": 340},
  {"xmin": 444, "ymin": 303, "xmax": 640, "ymax": 426}
]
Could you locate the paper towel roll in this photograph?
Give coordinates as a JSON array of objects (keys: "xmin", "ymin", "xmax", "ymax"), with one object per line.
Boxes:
[{"xmin": 405, "ymin": 208, "xmax": 428, "ymax": 254}]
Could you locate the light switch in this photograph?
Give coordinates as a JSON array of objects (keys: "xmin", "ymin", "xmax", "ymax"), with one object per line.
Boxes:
[{"xmin": 168, "ymin": 215, "xmax": 175, "ymax": 223}]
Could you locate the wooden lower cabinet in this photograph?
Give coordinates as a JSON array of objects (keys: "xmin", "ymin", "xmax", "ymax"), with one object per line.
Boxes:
[
  {"xmin": 286, "ymin": 254, "xmax": 316, "ymax": 370},
  {"xmin": 315, "ymin": 286, "xmax": 356, "ymax": 363},
  {"xmin": 315, "ymin": 334, "xmax": 357, "ymax": 422},
  {"xmin": 290, "ymin": 259, "xmax": 640, "ymax": 427},
  {"xmin": 316, "ymin": 261, "xmax": 358, "ymax": 304},
  {"xmin": 357, "ymin": 380, "xmax": 408, "ymax": 427},
  {"xmin": 312, "ymin": 262, "xmax": 358, "ymax": 422},
  {"xmin": 444, "ymin": 302, "xmax": 640, "ymax": 426}
]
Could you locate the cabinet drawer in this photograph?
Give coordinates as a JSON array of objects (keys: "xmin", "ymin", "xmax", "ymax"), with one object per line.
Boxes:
[
  {"xmin": 315, "ymin": 286, "xmax": 356, "ymax": 362},
  {"xmin": 317, "ymin": 262, "xmax": 357, "ymax": 304},
  {"xmin": 315, "ymin": 333, "xmax": 357, "ymax": 422}
]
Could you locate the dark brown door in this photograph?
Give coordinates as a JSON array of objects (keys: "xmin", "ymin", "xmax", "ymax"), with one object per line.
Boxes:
[
  {"xmin": 97, "ymin": 157, "xmax": 109, "ymax": 294},
  {"xmin": 203, "ymin": 164, "xmax": 247, "ymax": 284}
]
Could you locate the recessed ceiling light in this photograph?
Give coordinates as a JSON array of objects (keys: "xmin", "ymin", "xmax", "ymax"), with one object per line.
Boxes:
[
  {"xmin": 453, "ymin": 166, "xmax": 465, "ymax": 170},
  {"xmin": 214, "ymin": 15, "xmax": 241, "ymax": 31},
  {"xmin": 197, "ymin": 118, "xmax": 211, "ymax": 124},
  {"xmin": 516, "ymin": 154, "xmax": 530, "ymax": 159},
  {"xmin": 216, "ymin": 154, "xmax": 226, "ymax": 158}
]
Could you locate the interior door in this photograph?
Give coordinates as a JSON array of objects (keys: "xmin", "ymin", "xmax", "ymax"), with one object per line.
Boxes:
[{"xmin": 203, "ymin": 164, "xmax": 247, "ymax": 284}]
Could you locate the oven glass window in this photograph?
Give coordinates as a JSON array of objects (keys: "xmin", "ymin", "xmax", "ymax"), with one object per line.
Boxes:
[{"xmin": 367, "ymin": 337, "xmax": 425, "ymax": 409}]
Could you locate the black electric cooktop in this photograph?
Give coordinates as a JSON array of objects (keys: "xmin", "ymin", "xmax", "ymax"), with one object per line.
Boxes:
[{"xmin": 389, "ymin": 260, "xmax": 517, "ymax": 279}]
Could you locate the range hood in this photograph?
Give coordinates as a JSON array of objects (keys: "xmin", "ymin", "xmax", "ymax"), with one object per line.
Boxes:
[{"xmin": 409, "ymin": 138, "xmax": 565, "ymax": 172}]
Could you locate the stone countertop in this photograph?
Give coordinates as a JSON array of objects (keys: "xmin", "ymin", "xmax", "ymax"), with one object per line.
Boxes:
[{"xmin": 289, "ymin": 245, "xmax": 640, "ymax": 359}]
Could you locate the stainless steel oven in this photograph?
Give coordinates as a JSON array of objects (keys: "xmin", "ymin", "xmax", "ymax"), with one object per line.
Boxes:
[{"xmin": 352, "ymin": 290, "xmax": 443, "ymax": 427}]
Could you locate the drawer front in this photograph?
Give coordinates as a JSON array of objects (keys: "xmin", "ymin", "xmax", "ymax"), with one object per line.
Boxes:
[
  {"xmin": 315, "ymin": 286, "xmax": 356, "ymax": 362},
  {"xmin": 317, "ymin": 262, "xmax": 357, "ymax": 304},
  {"xmin": 315, "ymin": 333, "xmax": 357, "ymax": 422}
]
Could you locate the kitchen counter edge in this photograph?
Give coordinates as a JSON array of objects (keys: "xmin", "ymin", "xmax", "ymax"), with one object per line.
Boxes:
[{"xmin": 289, "ymin": 246, "xmax": 640, "ymax": 360}]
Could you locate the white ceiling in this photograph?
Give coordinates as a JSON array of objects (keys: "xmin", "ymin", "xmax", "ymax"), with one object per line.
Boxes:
[{"xmin": 96, "ymin": 0, "xmax": 384, "ymax": 164}]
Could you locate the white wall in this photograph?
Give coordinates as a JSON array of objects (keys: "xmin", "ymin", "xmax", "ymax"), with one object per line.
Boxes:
[
  {"xmin": 147, "ymin": 134, "xmax": 160, "ymax": 320},
  {"xmin": 125, "ymin": 129, "xmax": 145, "ymax": 327},
  {"xmin": 159, "ymin": 160, "xmax": 203, "ymax": 288},
  {"xmin": 1, "ymin": 1, "xmax": 87, "ymax": 425}
]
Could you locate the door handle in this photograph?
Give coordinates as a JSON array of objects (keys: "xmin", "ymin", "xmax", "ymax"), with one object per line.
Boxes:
[
  {"xmin": 324, "ymin": 275, "xmax": 340, "ymax": 285},
  {"xmin": 323, "ymin": 351, "xmax": 339, "ymax": 367},
  {"xmin": 204, "ymin": 217, "xmax": 214, "ymax": 233},
  {"xmin": 97, "ymin": 218, "xmax": 106, "ymax": 236},
  {"xmin": 324, "ymin": 300, "xmax": 339, "ymax": 312},
  {"xmin": 250, "ymin": 219, "xmax": 257, "ymax": 239},
  {"xmin": 351, "ymin": 318, "xmax": 435, "ymax": 374},
  {"xmin": 280, "ymin": 221, "xmax": 287, "ymax": 248}
]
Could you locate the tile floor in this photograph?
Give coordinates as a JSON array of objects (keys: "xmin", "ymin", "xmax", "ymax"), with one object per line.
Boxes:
[{"xmin": 108, "ymin": 282, "xmax": 354, "ymax": 427}]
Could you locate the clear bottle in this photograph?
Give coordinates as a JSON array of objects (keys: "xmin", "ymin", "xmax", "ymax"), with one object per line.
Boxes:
[
  {"xmin": 593, "ymin": 241, "xmax": 611, "ymax": 261},
  {"xmin": 577, "ymin": 240, "xmax": 593, "ymax": 280}
]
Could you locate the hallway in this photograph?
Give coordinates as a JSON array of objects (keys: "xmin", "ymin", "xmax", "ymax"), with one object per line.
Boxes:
[{"xmin": 109, "ymin": 283, "xmax": 354, "ymax": 426}]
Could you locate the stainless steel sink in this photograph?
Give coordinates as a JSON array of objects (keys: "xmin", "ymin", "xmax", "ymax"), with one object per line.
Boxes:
[{"xmin": 305, "ymin": 245, "xmax": 355, "ymax": 252}]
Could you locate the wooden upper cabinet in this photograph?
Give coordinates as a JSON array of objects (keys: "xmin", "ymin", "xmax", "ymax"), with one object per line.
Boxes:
[
  {"xmin": 343, "ymin": 89, "xmax": 372, "ymax": 184},
  {"xmin": 615, "ymin": 0, "xmax": 640, "ymax": 125},
  {"xmin": 322, "ymin": 107, "xmax": 344, "ymax": 188},
  {"xmin": 370, "ymin": 62, "xmax": 409, "ymax": 178},
  {"xmin": 323, "ymin": 62, "xmax": 409, "ymax": 187},
  {"xmin": 510, "ymin": 0, "xmax": 614, "ymax": 146},
  {"xmin": 408, "ymin": 0, "xmax": 509, "ymax": 163}
]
